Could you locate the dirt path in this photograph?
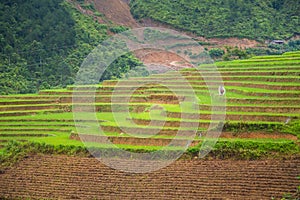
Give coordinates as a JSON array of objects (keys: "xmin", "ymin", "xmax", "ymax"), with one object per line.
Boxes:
[{"xmin": 0, "ymin": 155, "xmax": 299, "ymax": 199}]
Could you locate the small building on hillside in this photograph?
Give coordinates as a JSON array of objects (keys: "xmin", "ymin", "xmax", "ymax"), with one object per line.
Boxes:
[{"xmin": 270, "ymin": 40, "xmax": 285, "ymax": 45}]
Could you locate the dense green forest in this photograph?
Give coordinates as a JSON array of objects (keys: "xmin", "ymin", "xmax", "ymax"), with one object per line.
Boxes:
[
  {"xmin": 130, "ymin": 0, "xmax": 300, "ymax": 40},
  {"xmin": 0, "ymin": 0, "xmax": 142, "ymax": 94},
  {"xmin": 1, "ymin": 0, "xmax": 300, "ymax": 94}
]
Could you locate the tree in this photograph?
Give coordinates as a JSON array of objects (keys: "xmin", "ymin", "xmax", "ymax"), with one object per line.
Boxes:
[{"xmin": 209, "ymin": 48, "xmax": 225, "ymax": 58}]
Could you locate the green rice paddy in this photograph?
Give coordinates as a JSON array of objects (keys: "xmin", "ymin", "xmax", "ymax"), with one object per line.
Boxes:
[{"xmin": 0, "ymin": 51, "xmax": 299, "ymax": 157}]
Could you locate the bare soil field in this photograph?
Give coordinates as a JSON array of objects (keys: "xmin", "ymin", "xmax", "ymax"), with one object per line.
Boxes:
[{"xmin": 0, "ymin": 155, "xmax": 299, "ymax": 199}]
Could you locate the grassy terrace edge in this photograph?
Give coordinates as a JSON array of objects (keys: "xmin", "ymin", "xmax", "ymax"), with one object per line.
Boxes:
[{"xmin": 1, "ymin": 139, "xmax": 299, "ymax": 170}]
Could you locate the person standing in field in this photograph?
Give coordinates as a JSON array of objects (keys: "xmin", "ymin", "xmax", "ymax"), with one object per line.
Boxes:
[{"xmin": 218, "ymin": 85, "xmax": 226, "ymax": 96}]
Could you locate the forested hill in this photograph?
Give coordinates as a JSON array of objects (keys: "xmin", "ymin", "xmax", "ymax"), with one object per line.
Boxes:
[
  {"xmin": 1, "ymin": 0, "xmax": 300, "ymax": 94},
  {"xmin": 0, "ymin": 0, "xmax": 141, "ymax": 94},
  {"xmin": 130, "ymin": 0, "xmax": 300, "ymax": 40}
]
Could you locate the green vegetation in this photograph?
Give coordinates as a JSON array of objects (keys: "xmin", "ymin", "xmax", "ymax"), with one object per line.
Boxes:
[
  {"xmin": 1, "ymin": 138, "xmax": 298, "ymax": 170},
  {"xmin": 0, "ymin": 141, "xmax": 88, "ymax": 170},
  {"xmin": 0, "ymin": 51, "xmax": 300, "ymax": 163},
  {"xmin": 282, "ymin": 119, "xmax": 300, "ymax": 139},
  {"xmin": 130, "ymin": 0, "xmax": 300, "ymax": 40},
  {"xmin": 0, "ymin": 0, "xmax": 143, "ymax": 94},
  {"xmin": 217, "ymin": 40, "xmax": 300, "ymax": 61},
  {"xmin": 209, "ymin": 48, "xmax": 225, "ymax": 59},
  {"xmin": 246, "ymin": 40, "xmax": 300, "ymax": 57},
  {"xmin": 0, "ymin": 2, "xmax": 299, "ymax": 197},
  {"xmin": 190, "ymin": 139, "xmax": 299, "ymax": 160}
]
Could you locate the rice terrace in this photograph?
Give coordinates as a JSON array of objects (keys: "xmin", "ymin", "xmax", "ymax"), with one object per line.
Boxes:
[
  {"xmin": 0, "ymin": 50, "xmax": 299, "ymax": 199},
  {"xmin": 1, "ymin": 0, "xmax": 300, "ymax": 199}
]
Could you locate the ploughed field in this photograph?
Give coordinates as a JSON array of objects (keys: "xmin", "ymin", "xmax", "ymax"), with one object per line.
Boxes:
[
  {"xmin": 0, "ymin": 155, "xmax": 299, "ymax": 200},
  {"xmin": 0, "ymin": 51, "xmax": 300, "ymax": 199}
]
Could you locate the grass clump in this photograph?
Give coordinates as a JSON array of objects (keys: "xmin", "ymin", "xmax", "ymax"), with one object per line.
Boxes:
[
  {"xmin": 188, "ymin": 139, "xmax": 300, "ymax": 160},
  {"xmin": 281, "ymin": 119, "xmax": 300, "ymax": 139},
  {"xmin": 0, "ymin": 141, "xmax": 89, "ymax": 170}
]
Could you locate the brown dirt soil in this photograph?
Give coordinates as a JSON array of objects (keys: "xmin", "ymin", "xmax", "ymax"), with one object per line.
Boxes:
[
  {"xmin": 139, "ymin": 18, "xmax": 260, "ymax": 49},
  {"xmin": 220, "ymin": 132, "xmax": 298, "ymax": 140},
  {"xmin": 134, "ymin": 49, "xmax": 192, "ymax": 71},
  {"xmin": 138, "ymin": 112, "xmax": 288, "ymax": 123},
  {"xmin": 71, "ymin": 134, "xmax": 199, "ymax": 147},
  {"xmin": 93, "ymin": 0, "xmax": 139, "ymax": 28},
  {"xmin": 0, "ymin": 96, "xmax": 59, "ymax": 100},
  {"xmin": 291, "ymin": 34, "xmax": 300, "ymax": 40},
  {"xmin": 0, "ymin": 105, "xmax": 57, "ymax": 112},
  {"xmin": 0, "ymin": 154, "xmax": 299, "ymax": 199},
  {"xmin": 227, "ymin": 98, "xmax": 300, "ymax": 106},
  {"xmin": 70, "ymin": 131, "xmax": 296, "ymax": 148},
  {"xmin": 0, "ymin": 110, "xmax": 62, "ymax": 118},
  {"xmin": 101, "ymin": 125, "xmax": 195, "ymax": 137},
  {"xmin": 0, "ymin": 128, "xmax": 70, "ymax": 132},
  {"xmin": 67, "ymin": 0, "xmax": 108, "ymax": 25},
  {"xmin": 0, "ymin": 100, "xmax": 56, "ymax": 106},
  {"xmin": 204, "ymin": 37, "xmax": 260, "ymax": 49}
]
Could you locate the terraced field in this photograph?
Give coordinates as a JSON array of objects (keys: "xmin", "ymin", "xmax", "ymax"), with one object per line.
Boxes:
[
  {"xmin": 0, "ymin": 51, "xmax": 299, "ymax": 148},
  {"xmin": 0, "ymin": 51, "xmax": 300, "ymax": 199}
]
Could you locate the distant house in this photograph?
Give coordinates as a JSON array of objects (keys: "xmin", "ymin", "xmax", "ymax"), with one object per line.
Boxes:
[{"xmin": 270, "ymin": 40, "xmax": 285, "ymax": 45}]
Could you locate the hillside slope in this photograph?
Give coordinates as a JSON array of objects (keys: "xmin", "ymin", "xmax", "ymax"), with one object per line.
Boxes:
[
  {"xmin": 93, "ymin": 0, "xmax": 139, "ymax": 28},
  {"xmin": 130, "ymin": 0, "xmax": 300, "ymax": 40},
  {"xmin": 91, "ymin": 0, "xmax": 261, "ymax": 49},
  {"xmin": 0, "ymin": 0, "xmax": 141, "ymax": 95}
]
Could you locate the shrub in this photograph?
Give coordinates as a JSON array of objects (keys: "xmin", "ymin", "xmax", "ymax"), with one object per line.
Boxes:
[
  {"xmin": 109, "ymin": 26, "xmax": 129, "ymax": 34},
  {"xmin": 209, "ymin": 48, "xmax": 225, "ymax": 58}
]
